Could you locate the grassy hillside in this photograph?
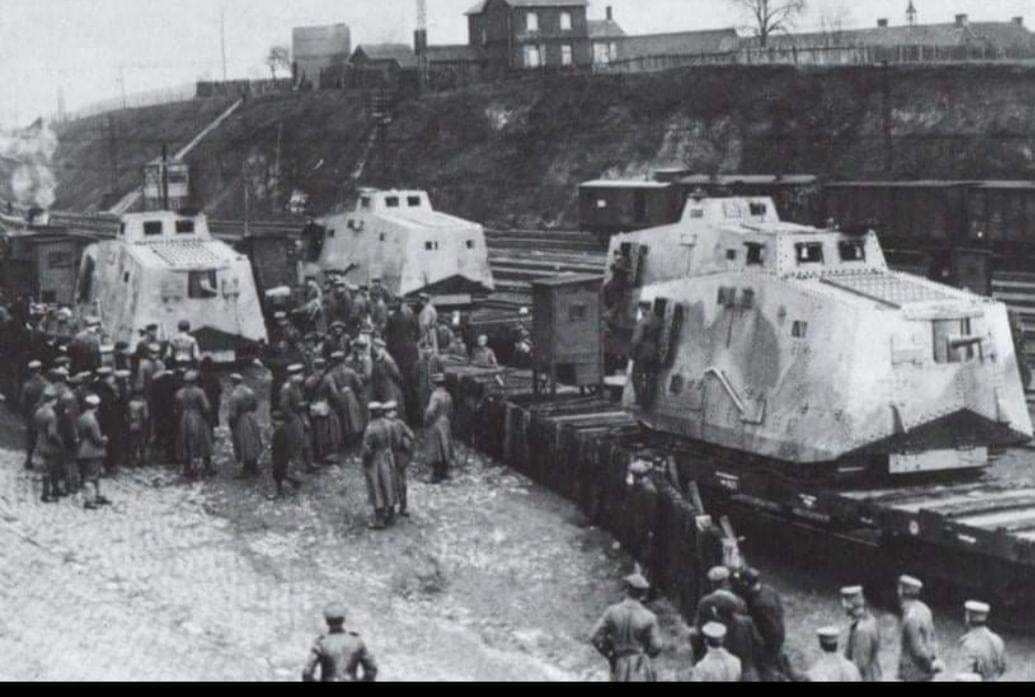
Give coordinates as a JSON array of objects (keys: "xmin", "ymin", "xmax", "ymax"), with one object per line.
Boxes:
[{"xmin": 18, "ymin": 64, "xmax": 1035, "ymax": 226}]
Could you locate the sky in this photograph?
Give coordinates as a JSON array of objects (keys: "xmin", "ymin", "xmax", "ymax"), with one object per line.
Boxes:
[{"xmin": 1, "ymin": 0, "xmax": 1033, "ymax": 126}]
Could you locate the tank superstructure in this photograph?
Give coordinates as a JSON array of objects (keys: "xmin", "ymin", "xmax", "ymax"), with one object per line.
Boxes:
[
  {"xmin": 76, "ymin": 210, "xmax": 267, "ymax": 360},
  {"xmin": 308, "ymin": 188, "xmax": 494, "ymax": 305},
  {"xmin": 616, "ymin": 194, "xmax": 1032, "ymax": 476}
]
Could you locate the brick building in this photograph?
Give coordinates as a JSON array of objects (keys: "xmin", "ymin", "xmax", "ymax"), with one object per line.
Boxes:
[{"xmin": 464, "ymin": 0, "xmax": 592, "ymax": 70}]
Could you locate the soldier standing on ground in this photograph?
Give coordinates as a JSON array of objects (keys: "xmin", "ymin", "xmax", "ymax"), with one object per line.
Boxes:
[
  {"xmin": 424, "ymin": 373, "xmax": 454, "ymax": 483},
  {"xmin": 20, "ymin": 360, "xmax": 47, "ymax": 469},
  {"xmin": 589, "ymin": 573, "xmax": 663, "ymax": 682},
  {"xmin": 691, "ymin": 566, "xmax": 748, "ymax": 659},
  {"xmin": 227, "ymin": 373, "xmax": 263, "ymax": 478},
  {"xmin": 270, "ymin": 411, "xmax": 301, "ymax": 499},
  {"xmin": 897, "ymin": 574, "xmax": 944, "ymax": 682},
  {"xmin": 384, "ymin": 400, "xmax": 415, "ymax": 518},
  {"xmin": 691, "ymin": 622, "xmax": 742, "ymax": 682},
  {"xmin": 302, "ymin": 605, "xmax": 378, "ymax": 682},
  {"xmin": 125, "ymin": 388, "xmax": 149, "ymax": 467},
  {"xmin": 360, "ymin": 402, "xmax": 398, "ymax": 530},
  {"xmin": 279, "ymin": 364, "xmax": 310, "ymax": 475},
  {"xmin": 841, "ymin": 585, "xmax": 881, "ymax": 682},
  {"xmin": 958, "ymin": 600, "xmax": 1006, "ymax": 681},
  {"xmin": 417, "ymin": 293, "xmax": 438, "ymax": 352},
  {"xmin": 176, "ymin": 369, "xmax": 214, "ymax": 479},
  {"xmin": 804, "ymin": 626, "xmax": 861, "ymax": 682},
  {"xmin": 76, "ymin": 394, "xmax": 110, "ymax": 510},
  {"xmin": 168, "ymin": 320, "xmax": 201, "ymax": 367},
  {"xmin": 35, "ymin": 387, "xmax": 64, "ymax": 502},
  {"xmin": 736, "ymin": 567, "xmax": 787, "ymax": 681}
]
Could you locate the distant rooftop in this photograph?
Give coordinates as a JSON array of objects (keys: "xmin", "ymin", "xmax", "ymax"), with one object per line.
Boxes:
[
  {"xmin": 352, "ymin": 43, "xmax": 418, "ymax": 69},
  {"xmin": 465, "ymin": 0, "xmax": 588, "ymax": 15}
]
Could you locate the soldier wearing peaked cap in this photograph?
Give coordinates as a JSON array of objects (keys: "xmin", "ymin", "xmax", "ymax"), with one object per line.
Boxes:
[
  {"xmin": 360, "ymin": 402, "xmax": 398, "ymax": 530},
  {"xmin": 959, "ymin": 600, "xmax": 1006, "ymax": 681},
  {"xmin": 424, "ymin": 373, "xmax": 454, "ymax": 483},
  {"xmin": 692, "ymin": 566, "xmax": 747, "ymax": 659},
  {"xmin": 736, "ymin": 566, "xmax": 787, "ymax": 681},
  {"xmin": 805, "ymin": 626, "xmax": 861, "ymax": 682},
  {"xmin": 841, "ymin": 584, "xmax": 881, "ymax": 681},
  {"xmin": 35, "ymin": 387, "xmax": 65, "ymax": 502},
  {"xmin": 691, "ymin": 622, "xmax": 741, "ymax": 682},
  {"xmin": 590, "ymin": 571, "xmax": 663, "ymax": 682},
  {"xmin": 20, "ymin": 360, "xmax": 48, "ymax": 470},
  {"xmin": 302, "ymin": 604, "xmax": 378, "ymax": 682},
  {"xmin": 897, "ymin": 574, "xmax": 943, "ymax": 681},
  {"xmin": 175, "ymin": 368, "xmax": 213, "ymax": 479}
]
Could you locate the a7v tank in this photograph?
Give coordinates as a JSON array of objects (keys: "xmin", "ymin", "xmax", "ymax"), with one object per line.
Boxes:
[{"xmin": 613, "ymin": 193, "xmax": 1032, "ymax": 476}]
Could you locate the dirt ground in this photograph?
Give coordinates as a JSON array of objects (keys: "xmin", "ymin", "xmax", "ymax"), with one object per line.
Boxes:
[{"xmin": 0, "ymin": 370, "xmax": 1033, "ymax": 680}]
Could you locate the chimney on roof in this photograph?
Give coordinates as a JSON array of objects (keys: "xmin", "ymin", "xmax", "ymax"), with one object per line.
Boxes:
[
  {"xmin": 1013, "ymin": 16, "xmax": 1024, "ymax": 26},
  {"xmin": 606, "ymin": 6, "xmax": 613, "ymax": 21},
  {"xmin": 955, "ymin": 13, "xmax": 968, "ymax": 28},
  {"xmin": 877, "ymin": 18, "xmax": 888, "ymax": 28}
]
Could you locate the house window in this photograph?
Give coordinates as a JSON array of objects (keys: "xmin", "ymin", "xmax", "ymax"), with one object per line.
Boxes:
[
  {"xmin": 524, "ymin": 44, "xmax": 542, "ymax": 68},
  {"xmin": 526, "ymin": 11, "xmax": 539, "ymax": 32},
  {"xmin": 594, "ymin": 42, "xmax": 611, "ymax": 65},
  {"xmin": 175, "ymin": 220, "xmax": 195, "ymax": 235},
  {"xmin": 560, "ymin": 11, "xmax": 572, "ymax": 31},
  {"xmin": 188, "ymin": 270, "xmax": 218, "ymax": 299},
  {"xmin": 561, "ymin": 44, "xmax": 573, "ymax": 66},
  {"xmin": 143, "ymin": 221, "xmax": 163, "ymax": 236}
]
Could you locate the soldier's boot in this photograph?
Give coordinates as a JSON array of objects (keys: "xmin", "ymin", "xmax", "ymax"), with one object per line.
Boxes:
[
  {"xmin": 368, "ymin": 509, "xmax": 386, "ymax": 530},
  {"xmin": 398, "ymin": 488, "xmax": 409, "ymax": 517},
  {"xmin": 41, "ymin": 475, "xmax": 53, "ymax": 503},
  {"xmin": 203, "ymin": 457, "xmax": 215, "ymax": 477}
]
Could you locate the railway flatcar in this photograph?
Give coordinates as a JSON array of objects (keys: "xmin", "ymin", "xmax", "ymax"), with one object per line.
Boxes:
[
  {"xmin": 309, "ymin": 188, "xmax": 494, "ymax": 307},
  {"xmin": 617, "ymin": 193, "xmax": 1032, "ymax": 478},
  {"xmin": 75, "ymin": 210, "xmax": 267, "ymax": 361}
]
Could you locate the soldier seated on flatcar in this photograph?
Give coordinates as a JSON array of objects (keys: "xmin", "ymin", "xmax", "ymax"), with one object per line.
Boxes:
[{"xmin": 630, "ymin": 301, "xmax": 662, "ymax": 407}]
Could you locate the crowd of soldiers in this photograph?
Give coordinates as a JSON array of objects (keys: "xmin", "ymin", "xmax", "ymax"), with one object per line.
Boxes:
[{"xmin": 590, "ymin": 566, "xmax": 1007, "ymax": 682}]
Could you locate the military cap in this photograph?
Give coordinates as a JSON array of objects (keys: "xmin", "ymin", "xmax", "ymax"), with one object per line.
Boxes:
[
  {"xmin": 96, "ymin": 367, "xmax": 113, "ymax": 377},
  {"xmin": 85, "ymin": 394, "xmax": 101, "ymax": 407},
  {"xmin": 383, "ymin": 400, "xmax": 398, "ymax": 412},
  {"xmin": 114, "ymin": 341, "xmax": 129, "ymax": 351},
  {"xmin": 330, "ymin": 321, "xmax": 346, "ymax": 330},
  {"xmin": 707, "ymin": 566, "xmax": 730, "ymax": 583},
  {"xmin": 56, "ymin": 307, "xmax": 73, "ymax": 320},
  {"xmin": 628, "ymin": 459, "xmax": 651, "ymax": 476},
  {"xmin": 145, "ymin": 323, "xmax": 159, "ymax": 332},
  {"xmin": 368, "ymin": 401, "xmax": 384, "ymax": 414},
  {"xmin": 353, "ymin": 334, "xmax": 370, "ymax": 345},
  {"xmin": 702, "ymin": 622, "xmax": 726, "ymax": 640},
  {"xmin": 330, "ymin": 350, "xmax": 346, "ymax": 360},
  {"xmin": 27, "ymin": 360, "xmax": 42, "ymax": 370},
  {"xmin": 41, "ymin": 386, "xmax": 59, "ymax": 401},
  {"xmin": 115, "ymin": 369, "xmax": 131, "ymax": 380},
  {"xmin": 840, "ymin": 585, "xmax": 864, "ymax": 599},
  {"xmin": 518, "ymin": 307, "xmax": 529, "ymax": 317},
  {"xmin": 623, "ymin": 573, "xmax": 649, "ymax": 591},
  {"xmin": 177, "ymin": 320, "xmax": 191, "ymax": 331},
  {"xmin": 955, "ymin": 673, "xmax": 982, "ymax": 682},
  {"xmin": 86, "ymin": 316, "xmax": 101, "ymax": 327},
  {"xmin": 50, "ymin": 367, "xmax": 68, "ymax": 380},
  {"xmin": 229, "ymin": 373, "xmax": 244, "ymax": 383},
  {"xmin": 816, "ymin": 626, "xmax": 840, "ymax": 643},
  {"xmin": 323, "ymin": 604, "xmax": 346, "ymax": 622},
  {"xmin": 274, "ymin": 311, "xmax": 288, "ymax": 321},
  {"xmin": 287, "ymin": 364, "xmax": 305, "ymax": 375},
  {"xmin": 899, "ymin": 574, "xmax": 923, "ymax": 591},
  {"xmin": 965, "ymin": 600, "xmax": 990, "ymax": 616},
  {"xmin": 419, "ymin": 292, "xmax": 430, "ymax": 300},
  {"xmin": 55, "ymin": 356, "xmax": 71, "ymax": 367},
  {"xmin": 432, "ymin": 373, "xmax": 446, "ymax": 385},
  {"xmin": 740, "ymin": 567, "xmax": 761, "ymax": 587},
  {"xmin": 313, "ymin": 358, "xmax": 327, "ymax": 367},
  {"xmin": 184, "ymin": 370, "xmax": 199, "ymax": 382}
]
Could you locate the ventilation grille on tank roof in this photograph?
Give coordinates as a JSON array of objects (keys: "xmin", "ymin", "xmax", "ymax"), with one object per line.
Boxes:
[{"xmin": 820, "ymin": 272, "xmax": 956, "ymax": 308}]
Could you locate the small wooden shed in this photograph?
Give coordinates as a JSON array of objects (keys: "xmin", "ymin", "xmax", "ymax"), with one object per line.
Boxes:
[{"xmin": 531, "ymin": 273, "xmax": 604, "ymax": 394}]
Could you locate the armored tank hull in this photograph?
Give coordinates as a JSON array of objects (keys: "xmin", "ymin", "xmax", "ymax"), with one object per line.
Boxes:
[
  {"xmin": 617, "ymin": 195, "xmax": 1032, "ymax": 476},
  {"xmin": 311, "ymin": 188, "xmax": 494, "ymax": 307},
  {"xmin": 76, "ymin": 211, "xmax": 267, "ymax": 361}
]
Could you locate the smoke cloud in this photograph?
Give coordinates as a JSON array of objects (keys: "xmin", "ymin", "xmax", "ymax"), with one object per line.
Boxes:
[{"xmin": 0, "ymin": 120, "xmax": 59, "ymax": 209}]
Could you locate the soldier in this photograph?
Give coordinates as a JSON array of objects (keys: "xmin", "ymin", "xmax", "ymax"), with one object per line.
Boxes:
[
  {"xmin": 424, "ymin": 373, "xmax": 454, "ymax": 484},
  {"xmin": 384, "ymin": 299, "xmax": 420, "ymax": 426},
  {"xmin": 301, "ymin": 605, "xmax": 378, "ymax": 682},
  {"xmin": 371, "ymin": 337, "xmax": 405, "ymax": 409},
  {"xmin": 35, "ymin": 387, "xmax": 65, "ymax": 503},
  {"xmin": 470, "ymin": 334, "xmax": 498, "ymax": 369},
  {"xmin": 168, "ymin": 320, "xmax": 201, "ymax": 367},
  {"xmin": 511, "ymin": 308, "xmax": 533, "ymax": 369},
  {"xmin": 626, "ymin": 458, "xmax": 658, "ymax": 589},
  {"xmin": 150, "ymin": 359, "xmax": 180, "ymax": 462},
  {"xmin": 175, "ymin": 369, "xmax": 214, "ymax": 479},
  {"xmin": 199, "ymin": 357, "xmax": 222, "ymax": 437},
  {"xmin": 125, "ymin": 387, "xmax": 150, "ymax": 468},
  {"xmin": 279, "ymin": 364, "xmax": 310, "ymax": 475},
  {"xmin": 415, "ymin": 339, "xmax": 444, "ymax": 426},
  {"xmin": 435, "ymin": 317, "xmax": 455, "ymax": 356},
  {"xmin": 69, "ymin": 317, "xmax": 102, "ymax": 375},
  {"xmin": 630, "ymin": 301, "xmax": 662, "ymax": 407},
  {"xmin": 840, "ymin": 585, "xmax": 881, "ymax": 681},
  {"xmin": 897, "ymin": 574, "xmax": 944, "ymax": 682},
  {"xmin": 692, "ymin": 566, "xmax": 748, "ymax": 658},
  {"xmin": 737, "ymin": 567, "xmax": 786, "ymax": 681},
  {"xmin": 417, "ymin": 293, "xmax": 438, "ymax": 351},
  {"xmin": 330, "ymin": 351, "xmax": 364, "ymax": 449},
  {"xmin": 92, "ymin": 367, "xmax": 120, "ymax": 476},
  {"xmin": 691, "ymin": 622, "xmax": 742, "ymax": 682},
  {"xmin": 590, "ymin": 572, "xmax": 662, "ymax": 682},
  {"xmin": 306, "ymin": 358, "xmax": 334, "ymax": 464},
  {"xmin": 713, "ymin": 589, "xmax": 764, "ymax": 682},
  {"xmin": 20, "ymin": 360, "xmax": 47, "ymax": 469},
  {"xmin": 958, "ymin": 600, "xmax": 1006, "ymax": 681},
  {"xmin": 270, "ymin": 411, "xmax": 302, "ymax": 499},
  {"xmin": 76, "ymin": 394, "xmax": 110, "ymax": 510},
  {"xmin": 53, "ymin": 368, "xmax": 80, "ymax": 494},
  {"xmin": 227, "ymin": 374, "xmax": 263, "ymax": 477},
  {"xmin": 384, "ymin": 400, "xmax": 415, "ymax": 517},
  {"xmin": 360, "ymin": 402, "xmax": 398, "ymax": 530},
  {"xmin": 805, "ymin": 626, "xmax": 861, "ymax": 682},
  {"xmin": 135, "ymin": 342, "xmax": 159, "ymax": 404}
]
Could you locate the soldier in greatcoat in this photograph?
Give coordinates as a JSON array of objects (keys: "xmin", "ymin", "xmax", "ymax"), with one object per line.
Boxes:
[
  {"xmin": 737, "ymin": 567, "xmax": 787, "ymax": 681},
  {"xmin": 305, "ymin": 358, "xmax": 336, "ymax": 464},
  {"xmin": 227, "ymin": 373, "xmax": 264, "ymax": 477},
  {"xmin": 417, "ymin": 293, "xmax": 438, "ymax": 352},
  {"xmin": 415, "ymin": 340, "xmax": 444, "ymax": 427},
  {"xmin": 20, "ymin": 360, "xmax": 48, "ymax": 469},
  {"xmin": 35, "ymin": 387, "xmax": 65, "ymax": 502},
  {"xmin": 175, "ymin": 369, "xmax": 213, "ymax": 479},
  {"xmin": 278, "ymin": 364, "xmax": 309, "ymax": 474},
  {"xmin": 958, "ymin": 600, "xmax": 1006, "ymax": 681},
  {"xmin": 897, "ymin": 575, "xmax": 944, "ymax": 682},
  {"xmin": 384, "ymin": 400, "xmax": 415, "ymax": 517},
  {"xmin": 301, "ymin": 605, "xmax": 378, "ymax": 682},
  {"xmin": 312, "ymin": 358, "xmax": 344, "ymax": 460},
  {"xmin": 330, "ymin": 351, "xmax": 365, "ymax": 448},
  {"xmin": 371, "ymin": 338, "xmax": 405, "ymax": 409},
  {"xmin": 841, "ymin": 585, "xmax": 881, "ymax": 682},
  {"xmin": 53, "ymin": 368, "xmax": 79, "ymax": 493},
  {"xmin": 805, "ymin": 627, "xmax": 862, "ymax": 682},
  {"xmin": 590, "ymin": 573, "xmax": 663, "ymax": 682},
  {"xmin": 423, "ymin": 374, "xmax": 454, "ymax": 483},
  {"xmin": 360, "ymin": 402, "xmax": 398, "ymax": 530}
]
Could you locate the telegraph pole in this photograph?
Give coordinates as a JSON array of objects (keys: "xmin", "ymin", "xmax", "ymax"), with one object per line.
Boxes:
[
  {"xmin": 107, "ymin": 115, "xmax": 119, "ymax": 195},
  {"xmin": 220, "ymin": 7, "xmax": 228, "ymax": 82},
  {"xmin": 118, "ymin": 65, "xmax": 127, "ymax": 110}
]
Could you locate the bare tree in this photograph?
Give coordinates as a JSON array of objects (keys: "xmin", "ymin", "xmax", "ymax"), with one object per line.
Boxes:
[
  {"xmin": 731, "ymin": 0, "xmax": 807, "ymax": 48},
  {"xmin": 266, "ymin": 46, "xmax": 291, "ymax": 80}
]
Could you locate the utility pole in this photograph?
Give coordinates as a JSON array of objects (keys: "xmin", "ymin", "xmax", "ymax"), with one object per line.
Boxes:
[
  {"xmin": 274, "ymin": 120, "xmax": 283, "ymax": 210},
  {"xmin": 161, "ymin": 144, "xmax": 170, "ymax": 211},
  {"xmin": 118, "ymin": 65, "xmax": 127, "ymax": 110},
  {"xmin": 416, "ymin": 0, "xmax": 429, "ymax": 94},
  {"xmin": 220, "ymin": 7, "xmax": 228, "ymax": 82},
  {"xmin": 107, "ymin": 115, "xmax": 119, "ymax": 195}
]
